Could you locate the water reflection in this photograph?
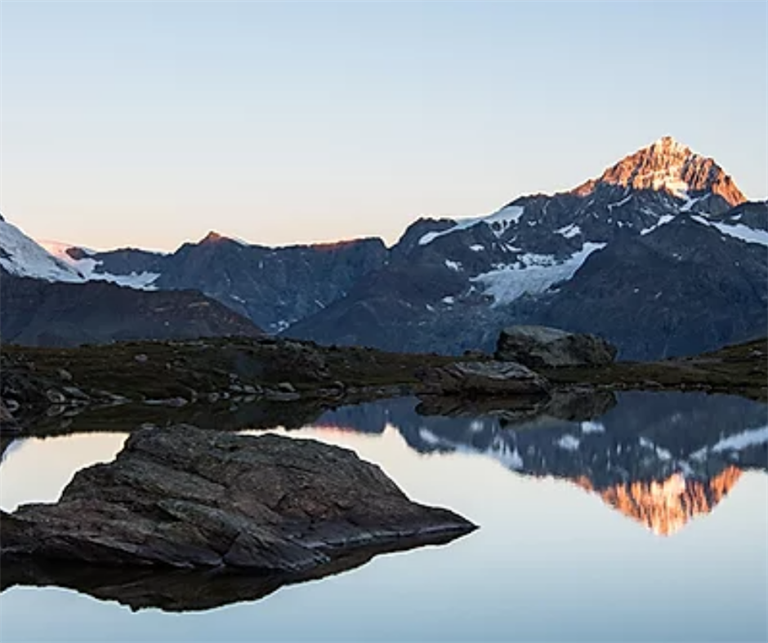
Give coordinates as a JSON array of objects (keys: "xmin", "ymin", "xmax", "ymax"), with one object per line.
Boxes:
[
  {"xmin": 0, "ymin": 391, "xmax": 766, "ymax": 621},
  {"xmin": 307, "ymin": 392, "xmax": 768, "ymax": 536},
  {"xmin": 1, "ymin": 531, "xmax": 466, "ymax": 613}
]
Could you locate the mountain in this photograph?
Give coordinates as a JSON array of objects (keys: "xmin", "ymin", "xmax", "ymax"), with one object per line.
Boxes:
[
  {"xmin": 43, "ymin": 232, "xmax": 388, "ymax": 334},
  {"xmin": 287, "ymin": 138, "xmax": 766, "ymax": 358},
  {"xmin": 12, "ymin": 136, "xmax": 767, "ymax": 358},
  {"xmin": 0, "ymin": 272, "xmax": 262, "ymax": 347},
  {"xmin": 0, "ymin": 215, "xmax": 85, "ymax": 283},
  {"xmin": 528, "ymin": 215, "xmax": 768, "ymax": 358},
  {"xmin": 0, "ymin": 217, "xmax": 262, "ymax": 346}
]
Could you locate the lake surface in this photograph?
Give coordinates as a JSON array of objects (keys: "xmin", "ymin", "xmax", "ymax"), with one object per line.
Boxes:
[{"xmin": 1, "ymin": 391, "xmax": 767, "ymax": 642}]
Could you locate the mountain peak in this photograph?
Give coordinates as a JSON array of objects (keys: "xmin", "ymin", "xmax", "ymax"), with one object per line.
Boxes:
[
  {"xmin": 199, "ymin": 231, "xmax": 249, "ymax": 247},
  {"xmin": 573, "ymin": 137, "xmax": 746, "ymax": 206},
  {"xmin": 201, "ymin": 231, "xmax": 225, "ymax": 243}
]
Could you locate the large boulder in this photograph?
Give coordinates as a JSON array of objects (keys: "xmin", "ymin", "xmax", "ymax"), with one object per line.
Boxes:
[
  {"xmin": 1, "ymin": 426, "xmax": 475, "ymax": 571},
  {"xmin": 417, "ymin": 361, "xmax": 550, "ymax": 397},
  {"xmin": 495, "ymin": 325, "xmax": 617, "ymax": 369}
]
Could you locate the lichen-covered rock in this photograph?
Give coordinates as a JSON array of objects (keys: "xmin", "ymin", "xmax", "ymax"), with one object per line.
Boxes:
[
  {"xmin": 1, "ymin": 425, "xmax": 474, "ymax": 571},
  {"xmin": 495, "ymin": 325, "xmax": 617, "ymax": 369}
]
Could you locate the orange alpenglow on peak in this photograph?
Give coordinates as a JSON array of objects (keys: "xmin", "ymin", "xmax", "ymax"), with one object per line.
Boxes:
[
  {"xmin": 572, "ymin": 136, "xmax": 746, "ymax": 206},
  {"xmin": 574, "ymin": 467, "xmax": 743, "ymax": 536}
]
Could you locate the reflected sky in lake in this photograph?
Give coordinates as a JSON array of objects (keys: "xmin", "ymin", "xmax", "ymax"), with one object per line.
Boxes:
[{"xmin": 1, "ymin": 392, "xmax": 766, "ymax": 642}]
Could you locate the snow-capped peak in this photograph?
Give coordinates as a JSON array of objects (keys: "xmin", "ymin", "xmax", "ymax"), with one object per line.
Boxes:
[
  {"xmin": 573, "ymin": 136, "xmax": 746, "ymax": 206},
  {"xmin": 0, "ymin": 217, "xmax": 86, "ymax": 283}
]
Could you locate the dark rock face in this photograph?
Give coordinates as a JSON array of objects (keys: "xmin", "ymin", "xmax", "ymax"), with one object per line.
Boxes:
[
  {"xmin": 494, "ymin": 326, "xmax": 617, "ymax": 368},
  {"xmin": 417, "ymin": 361, "xmax": 550, "ymax": 397},
  {"xmin": 0, "ymin": 272, "xmax": 262, "ymax": 347},
  {"xmin": 284, "ymin": 140, "xmax": 763, "ymax": 360},
  {"xmin": 82, "ymin": 235, "xmax": 389, "ymax": 334},
  {"xmin": 528, "ymin": 217, "xmax": 768, "ymax": 359},
  {"xmin": 1, "ymin": 426, "xmax": 475, "ymax": 570}
]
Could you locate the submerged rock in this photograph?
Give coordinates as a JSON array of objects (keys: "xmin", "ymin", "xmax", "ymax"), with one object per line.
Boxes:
[
  {"xmin": 495, "ymin": 325, "xmax": 617, "ymax": 369},
  {"xmin": 1, "ymin": 425, "xmax": 475, "ymax": 572}
]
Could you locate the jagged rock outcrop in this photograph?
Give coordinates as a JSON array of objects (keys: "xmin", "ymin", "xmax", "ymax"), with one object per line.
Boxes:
[
  {"xmin": 572, "ymin": 136, "xmax": 745, "ymax": 208},
  {"xmin": 495, "ymin": 326, "xmax": 617, "ymax": 368},
  {"xmin": 1, "ymin": 425, "xmax": 475, "ymax": 570}
]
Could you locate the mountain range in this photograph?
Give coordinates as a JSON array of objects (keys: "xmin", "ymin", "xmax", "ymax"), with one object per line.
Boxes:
[{"xmin": 2, "ymin": 136, "xmax": 766, "ymax": 357}]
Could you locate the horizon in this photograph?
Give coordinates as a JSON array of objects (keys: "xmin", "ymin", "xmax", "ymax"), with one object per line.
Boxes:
[
  {"xmin": 10, "ymin": 132, "xmax": 767, "ymax": 254},
  {"xmin": 2, "ymin": 2, "xmax": 766, "ymax": 252}
]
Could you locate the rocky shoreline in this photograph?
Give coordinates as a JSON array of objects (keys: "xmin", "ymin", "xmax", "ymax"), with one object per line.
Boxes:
[{"xmin": 1, "ymin": 330, "xmax": 765, "ymax": 438}]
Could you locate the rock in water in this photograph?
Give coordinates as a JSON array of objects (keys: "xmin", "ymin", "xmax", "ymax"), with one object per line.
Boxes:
[
  {"xmin": 417, "ymin": 361, "xmax": 550, "ymax": 396},
  {"xmin": 495, "ymin": 325, "xmax": 617, "ymax": 368},
  {"xmin": 0, "ymin": 426, "xmax": 475, "ymax": 571}
]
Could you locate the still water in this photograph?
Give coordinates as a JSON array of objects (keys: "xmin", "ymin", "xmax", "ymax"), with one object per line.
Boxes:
[{"xmin": 1, "ymin": 392, "xmax": 766, "ymax": 642}]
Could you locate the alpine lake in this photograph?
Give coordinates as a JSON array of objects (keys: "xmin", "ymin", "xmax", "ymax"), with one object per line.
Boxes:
[{"xmin": 1, "ymin": 391, "xmax": 766, "ymax": 642}]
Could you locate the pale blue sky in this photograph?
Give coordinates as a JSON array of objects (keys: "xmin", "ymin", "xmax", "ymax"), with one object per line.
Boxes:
[{"xmin": 2, "ymin": 1, "xmax": 766, "ymax": 250}]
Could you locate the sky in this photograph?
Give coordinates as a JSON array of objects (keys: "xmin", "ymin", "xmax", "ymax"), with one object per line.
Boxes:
[{"xmin": 1, "ymin": 1, "xmax": 766, "ymax": 251}]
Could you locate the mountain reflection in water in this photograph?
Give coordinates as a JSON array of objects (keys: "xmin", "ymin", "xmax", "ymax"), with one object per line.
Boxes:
[
  {"xmin": 304, "ymin": 391, "xmax": 768, "ymax": 537},
  {"xmin": 1, "ymin": 390, "xmax": 765, "ymax": 617}
]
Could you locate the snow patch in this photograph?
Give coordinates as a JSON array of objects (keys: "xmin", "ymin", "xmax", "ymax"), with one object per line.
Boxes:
[
  {"xmin": 607, "ymin": 195, "xmax": 633, "ymax": 211},
  {"xmin": 470, "ymin": 244, "xmax": 485, "ymax": 252},
  {"xmin": 711, "ymin": 426, "xmax": 768, "ymax": 452},
  {"xmin": 471, "ymin": 242, "xmax": 605, "ymax": 305},
  {"xmin": 640, "ymin": 214, "xmax": 675, "ymax": 235},
  {"xmin": 691, "ymin": 215, "xmax": 768, "ymax": 247},
  {"xmin": 417, "ymin": 428, "xmax": 524, "ymax": 470},
  {"xmin": 444, "ymin": 259, "xmax": 462, "ymax": 272},
  {"xmin": 580, "ymin": 421, "xmax": 605, "ymax": 434},
  {"xmin": 555, "ymin": 224, "xmax": 581, "ymax": 239},
  {"xmin": 419, "ymin": 206, "xmax": 525, "ymax": 246},
  {"xmin": 441, "ymin": 296, "xmax": 455, "ymax": 305},
  {"xmin": 62, "ymin": 255, "xmax": 160, "ymax": 290},
  {"xmin": 556, "ymin": 435, "xmax": 580, "ymax": 451},
  {"xmin": 0, "ymin": 218, "xmax": 86, "ymax": 283}
]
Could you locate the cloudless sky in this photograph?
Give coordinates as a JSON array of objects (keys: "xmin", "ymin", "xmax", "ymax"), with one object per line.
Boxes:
[{"xmin": 1, "ymin": 1, "xmax": 766, "ymax": 250}]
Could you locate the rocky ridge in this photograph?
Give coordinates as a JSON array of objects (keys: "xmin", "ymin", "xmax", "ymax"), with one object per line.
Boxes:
[{"xmin": 9, "ymin": 137, "xmax": 764, "ymax": 360}]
